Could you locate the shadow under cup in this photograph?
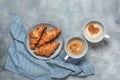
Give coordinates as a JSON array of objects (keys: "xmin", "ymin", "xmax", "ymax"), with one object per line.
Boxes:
[{"xmin": 64, "ymin": 36, "xmax": 88, "ymax": 61}]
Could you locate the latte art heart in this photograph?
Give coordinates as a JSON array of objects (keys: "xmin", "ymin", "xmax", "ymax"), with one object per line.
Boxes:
[
  {"xmin": 88, "ymin": 24, "xmax": 99, "ymax": 34},
  {"xmin": 84, "ymin": 22, "xmax": 103, "ymax": 42}
]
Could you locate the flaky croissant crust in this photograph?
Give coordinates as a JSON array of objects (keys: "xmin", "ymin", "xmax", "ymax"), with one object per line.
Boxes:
[
  {"xmin": 29, "ymin": 25, "xmax": 47, "ymax": 49},
  {"xmin": 34, "ymin": 42, "xmax": 59, "ymax": 57},
  {"xmin": 38, "ymin": 29, "xmax": 61, "ymax": 47}
]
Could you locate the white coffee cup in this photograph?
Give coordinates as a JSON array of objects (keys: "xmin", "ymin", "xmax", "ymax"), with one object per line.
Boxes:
[
  {"xmin": 83, "ymin": 20, "xmax": 110, "ymax": 43},
  {"xmin": 64, "ymin": 36, "xmax": 88, "ymax": 61}
]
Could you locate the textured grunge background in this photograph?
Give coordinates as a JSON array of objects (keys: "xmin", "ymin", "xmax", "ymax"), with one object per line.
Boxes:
[{"xmin": 0, "ymin": 0, "xmax": 120, "ymax": 80}]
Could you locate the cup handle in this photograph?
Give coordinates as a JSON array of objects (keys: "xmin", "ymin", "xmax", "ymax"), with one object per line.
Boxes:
[
  {"xmin": 105, "ymin": 34, "xmax": 110, "ymax": 39},
  {"xmin": 64, "ymin": 55, "xmax": 69, "ymax": 61}
]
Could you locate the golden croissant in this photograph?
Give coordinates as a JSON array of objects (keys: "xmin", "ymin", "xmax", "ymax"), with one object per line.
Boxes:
[
  {"xmin": 34, "ymin": 42, "xmax": 59, "ymax": 57},
  {"xmin": 29, "ymin": 25, "xmax": 47, "ymax": 49},
  {"xmin": 37, "ymin": 29, "xmax": 61, "ymax": 47}
]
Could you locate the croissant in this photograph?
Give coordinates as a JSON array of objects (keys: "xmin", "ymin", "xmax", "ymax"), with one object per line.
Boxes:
[
  {"xmin": 29, "ymin": 25, "xmax": 47, "ymax": 49},
  {"xmin": 37, "ymin": 29, "xmax": 61, "ymax": 47},
  {"xmin": 34, "ymin": 42, "xmax": 59, "ymax": 57}
]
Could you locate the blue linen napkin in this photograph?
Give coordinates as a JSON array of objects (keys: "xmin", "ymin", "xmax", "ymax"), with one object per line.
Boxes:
[{"xmin": 5, "ymin": 15, "xmax": 95, "ymax": 80}]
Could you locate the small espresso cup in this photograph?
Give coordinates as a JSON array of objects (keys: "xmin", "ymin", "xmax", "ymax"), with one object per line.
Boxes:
[
  {"xmin": 64, "ymin": 36, "xmax": 88, "ymax": 61},
  {"xmin": 83, "ymin": 20, "xmax": 110, "ymax": 43}
]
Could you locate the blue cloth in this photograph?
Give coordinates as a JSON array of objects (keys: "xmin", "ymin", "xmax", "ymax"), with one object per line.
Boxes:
[{"xmin": 5, "ymin": 15, "xmax": 95, "ymax": 80}]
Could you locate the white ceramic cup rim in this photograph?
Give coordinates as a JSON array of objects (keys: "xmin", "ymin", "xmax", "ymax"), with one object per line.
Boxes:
[
  {"xmin": 83, "ymin": 20, "xmax": 106, "ymax": 43},
  {"xmin": 65, "ymin": 36, "xmax": 88, "ymax": 59}
]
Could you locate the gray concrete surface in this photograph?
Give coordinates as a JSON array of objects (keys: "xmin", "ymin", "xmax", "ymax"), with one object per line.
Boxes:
[{"xmin": 0, "ymin": 0, "xmax": 120, "ymax": 80}]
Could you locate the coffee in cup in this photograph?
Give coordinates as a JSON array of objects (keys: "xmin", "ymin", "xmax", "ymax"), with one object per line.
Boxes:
[
  {"xmin": 67, "ymin": 38, "xmax": 85, "ymax": 56},
  {"xmin": 83, "ymin": 21, "xmax": 110, "ymax": 43},
  {"xmin": 64, "ymin": 36, "xmax": 88, "ymax": 61}
]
